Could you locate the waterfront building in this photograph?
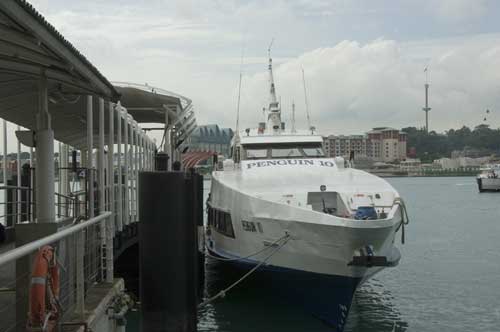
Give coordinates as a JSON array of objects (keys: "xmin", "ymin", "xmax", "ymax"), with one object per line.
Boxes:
[
  {"xmin": 185, "ymin": 124, "xmax": 233, "ymax": 157},
  {"xmin": 434, "ymin": 156, "xmax": 491, "ymax": 170},
  {"xmin": 323, "ymin": 127, "xmax": 407, "ymax": 162}
]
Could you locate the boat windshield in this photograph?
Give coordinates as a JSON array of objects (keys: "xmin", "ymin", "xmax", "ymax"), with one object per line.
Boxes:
[
  {"xmin": 246, "ymin": 149, "xmax": 268, "ymax": 159},
  {"xmin": 303, "ymin": 147, "xmax": 324, "ymax": 157},
  {"xmin": 271, "ymin": 148, "xmax": 302, "ymax": 158},
  {"xmin": 244, "ymin": 144, "xmax": 325, "ymax": 160}
]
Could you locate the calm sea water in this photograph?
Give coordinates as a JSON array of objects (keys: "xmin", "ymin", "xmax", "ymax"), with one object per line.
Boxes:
[{"xmin": 129, "ymin": 177, "xmax": 500, "ymax": 331}]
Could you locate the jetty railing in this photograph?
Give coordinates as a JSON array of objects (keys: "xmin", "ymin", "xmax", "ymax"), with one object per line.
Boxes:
[{"xmin": 0, "ymin": 212, "xmax": 112, "ymax": 332}]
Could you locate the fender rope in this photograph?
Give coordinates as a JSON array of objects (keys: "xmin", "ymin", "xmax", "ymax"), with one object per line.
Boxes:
[{"xmin": 199, "ymin": 234, "xmax": 291, "ymax": 308}]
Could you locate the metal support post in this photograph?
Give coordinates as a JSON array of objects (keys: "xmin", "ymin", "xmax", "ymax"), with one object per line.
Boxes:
[
  {"xmin": 76, "ymin": 229, "xmax": 85, "ymax": 316},
  {"xmin": 98, "ymin": 98, "xmax": 106, "ymax": 279},
  {"xmin": 87, "ymin": 95, "xmax": 94, "ymax": 219},
  {"xmin": 2, "ymin": 120, "xmax": 6, "ymax": 186},
  {"xmin": 135, "ymin": 128, "xmax": 139, "ymax": 220},
  {"xmin": 17, "ymin": 125, "xmax": 21, "ymax": 223},
  {"xmin": 116, "ymin": 104, "xmax": 123, "ymax": 231},
  {"xmin": 124, "ymin": 112, "xmax": 129, "ymax": 226},
  {"xmin": 29, "ymin": 146, "xmax": 34, "ymax": 221},
  {"xmin": 35, "ymin": 74, "xmax": 55, "ymax": 223},
  {"xmin": 150, "ymin": 141, "xmax": 154, "ymax": 170},
  {"xmin": 132, "ymin": 124, "xmax": 137, "ymax": 221},
  {"xmin": 60, "ymin": 144, "xmax": 69, "ymax": 216},
  {"xmin": 107, "ymin": 102, "xmax": 114, "ymax": 282},
  {"xmin": 164, "ymin": 109, "xmax": 170, "ymax": 170}
]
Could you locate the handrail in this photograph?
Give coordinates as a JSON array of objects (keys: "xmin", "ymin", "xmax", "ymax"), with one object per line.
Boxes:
[
  {"xmin": 0, "ymin": 185, "xmax": 32, "ymax": 191},
  {"xmin": 0, "ymin": 211, "xmax": 111, "ymax": 266}
]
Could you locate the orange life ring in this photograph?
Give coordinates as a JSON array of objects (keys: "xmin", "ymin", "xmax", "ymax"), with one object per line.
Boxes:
[{"xmin": 27, "ymin": 245, "xmax": 60, "ymax": 331}]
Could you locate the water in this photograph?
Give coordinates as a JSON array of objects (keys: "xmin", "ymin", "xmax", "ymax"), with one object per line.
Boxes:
[
  {"xmin": 196, "ymin": 177, "xmax": 500, "ymax": 332},
  {"xmin": 126, "ymin": 177, "xmax": 500, "ymax": 331}
]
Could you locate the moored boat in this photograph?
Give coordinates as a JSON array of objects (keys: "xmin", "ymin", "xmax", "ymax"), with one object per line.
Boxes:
[
  {"xmin": 477, "ymin": 164, "xmax": 500, "ymax": 192},
  {"xmin": 206, "ymin": 49, "xmax": 408, "ymax": 331}
]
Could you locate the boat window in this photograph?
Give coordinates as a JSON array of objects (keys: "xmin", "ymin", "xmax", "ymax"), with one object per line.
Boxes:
[
  {"xmin": 303, "ymin": 147, "xmax": 325, "ymax": 157},
  {"xmin": 207, "ymin": 206, "xmax": 235, "ymax": 238},
  {"xmin": 246, "ymin": 149, "xmax": 268, "ymax": 159},
  {"xmin": 271, "ymin": 148, "xmax": 302, "ymax": 158}
]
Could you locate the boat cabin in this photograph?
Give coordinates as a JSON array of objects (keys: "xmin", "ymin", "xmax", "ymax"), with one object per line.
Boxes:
[{"xmin": 235, "ymin": 133, "xmax": 325, "ymax": 161}]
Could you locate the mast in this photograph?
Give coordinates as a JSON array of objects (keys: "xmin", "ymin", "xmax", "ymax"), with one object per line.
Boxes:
[
  {"xmin": 232, "ymin": 46, "xmax": 245, "ymax": 162},
  {"xmin": 302, "ymin": 67, "xmax": 312, "ymax": 132},
  {"xmin": 267, "ymin": 39, "xmax": 281, "ymax": 133},
  {"xmin": 291, "ymin": 101, "xmax": 296, "ymax": 133}
]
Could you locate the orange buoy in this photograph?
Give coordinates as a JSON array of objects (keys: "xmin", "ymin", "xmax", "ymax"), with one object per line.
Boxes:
[{"xmin": 27, "ymin": 245, "xmax": 60, "ymax": 331}]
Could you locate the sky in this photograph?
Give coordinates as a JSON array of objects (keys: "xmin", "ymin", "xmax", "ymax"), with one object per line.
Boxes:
[{"xmin": 26, "ymin": 0, "xmax": 500, "ymax": 136}]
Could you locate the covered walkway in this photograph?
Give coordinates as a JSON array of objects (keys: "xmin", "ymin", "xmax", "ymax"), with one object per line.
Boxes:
[{"xmin": 0, "ymin": 1, "xmax": 197, "ymax": 331}]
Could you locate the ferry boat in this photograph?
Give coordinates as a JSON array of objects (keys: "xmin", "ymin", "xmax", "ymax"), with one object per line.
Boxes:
[
  {"xmin": 206, "ymin": 51, "xmax": 408, "ymax": 331},
  {"xmin": 477, "ymin": 164, "xmax": 500, "ymax": 192}
]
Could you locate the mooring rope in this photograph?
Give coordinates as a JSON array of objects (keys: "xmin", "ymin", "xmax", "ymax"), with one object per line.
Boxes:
[
  {"xmin": 205, "ymin": 234, "xmax": 290, "ymax": 262},
  {"xmin": 199, "ymin": 234, "xmax": 291, "ymax": 308}
]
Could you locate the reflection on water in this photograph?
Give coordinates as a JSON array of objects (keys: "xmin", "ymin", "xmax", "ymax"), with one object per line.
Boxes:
[
  {"xmin": 197, "ymin": 258, "xmax": 407, "ymax": 332},
  {"xmin": 346, "ymin": 279, "xmax": 407, "ymax": 332}
]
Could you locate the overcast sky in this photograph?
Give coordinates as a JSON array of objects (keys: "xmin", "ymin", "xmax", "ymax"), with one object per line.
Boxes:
[{"xmin": 29, "ymin": 0, "xmax": 500, "ymax": 136}]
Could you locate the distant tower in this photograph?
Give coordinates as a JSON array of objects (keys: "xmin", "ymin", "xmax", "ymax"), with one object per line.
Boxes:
[{"xmin": 422, "ymin": 67, "xmax": 431, "ymax": 133}]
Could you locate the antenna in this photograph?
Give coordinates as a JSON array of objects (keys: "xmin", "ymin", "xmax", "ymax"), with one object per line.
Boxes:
[
  {"xmin": 268, "ymin": 38, "xmax": 274, "ymax": 58},
  {"xmin": 291, "ymin": 101, "xmax": 296, "ymax": 133},
  {"xmin": 232, "ymin": 43, "xmax": 245, "ymax": 161},
  {"xmin": 302, "ymin": 67, "xmax": 312, "ymax": 131}
]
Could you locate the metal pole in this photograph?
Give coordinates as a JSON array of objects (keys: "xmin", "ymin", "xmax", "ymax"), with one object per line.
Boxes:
[
  {"xmin": 147, "ymin": 140, "xmax": 150, "ymax": 171},
  {"xmin": 2, "ymin": 120, "xmax": 6, "ymax": 224},
  {"xmin": 164, "ymin": 109, "xmax": 170, "ymax": 170},
  {"xmin": 87, "ymin": 96, "xmax": 94, "ymax": 219},
  {"xmin": 36, "ymin": 73, "xmax": 55, "ymax": 223},
  {"xmin": 132, "ymin": 123, "xmax": 137, "ymax": 222},
  {"xmin": 30, "ymin": 145, "xmax": 34, "ymax": 221},
  {"xmin": 107, "ymin": 102, "xmax": 114, "ymax": 282},
  {"xmin": 116, "ymin": 104, "xmax": 123, "ymax": 231},
  {"xmin": 98, "ymin": 98, "xmax": 106, "ymax": 280},
  {"xmin": 140, "ymin": 133, "xmax": 145, "ymax": 172},
  {"xmin": 57, "ymin": 142, "xmax": 61, "ymax": 218},
  {"xmin": 17, "ymin": 125, "xmax": 21, "ymax": 223},
  {"xmin": 135, "ymin": 128, "xmax": 139, "ymax": 220},
  {"xmin": 2, "ymin": 120, "xmax": 7, "ymax": 185},
  {"xmin": 124, "ymin": 111, "xmax": 129, "ymax": 226},
  {"xmin": 60, "ymin": 144, "xmax": 69, "ymax": 216}
]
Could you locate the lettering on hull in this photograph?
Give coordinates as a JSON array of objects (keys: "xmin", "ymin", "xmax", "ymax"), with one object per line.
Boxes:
[{"xmin": 245, "ymin": 159, "xmax": 335, "ymax": 169}]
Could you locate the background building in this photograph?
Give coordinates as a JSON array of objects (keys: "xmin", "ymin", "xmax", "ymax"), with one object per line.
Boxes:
[
  {"xmin": 186, "ymin": 124, "xmax": 234, "ymax": 157},
  {"xmin": 323, "ymin": 127, "xmax": 407, "ymax": 162}
]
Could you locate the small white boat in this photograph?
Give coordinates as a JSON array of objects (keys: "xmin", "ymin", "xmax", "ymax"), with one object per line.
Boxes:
[
  {"xmin": 206, "ymin": 50, "xmax": 408, "ymax": 331},
  {"xmin": 477, "ymin": 164, "xmax": 500, "ymax": 192}
]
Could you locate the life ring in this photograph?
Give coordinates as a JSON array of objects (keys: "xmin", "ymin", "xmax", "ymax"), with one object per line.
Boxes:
[{"xmin": 27, "ymin": 245, "xmax": 60, "ymax": 332}]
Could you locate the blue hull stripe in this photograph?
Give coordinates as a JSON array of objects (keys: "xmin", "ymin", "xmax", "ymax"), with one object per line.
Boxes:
[{"xmin": 207, "ymin": 247, "xmax": 361, "ymax": 331}]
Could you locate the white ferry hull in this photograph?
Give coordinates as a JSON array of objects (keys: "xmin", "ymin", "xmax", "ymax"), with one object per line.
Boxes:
[{"xmin": 207, "ymin": 170, "xmax": 402, "ymax": 330}]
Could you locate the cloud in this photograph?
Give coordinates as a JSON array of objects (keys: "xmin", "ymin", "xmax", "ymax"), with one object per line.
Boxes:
[
  {"xmin": 239, "ymin": 36, "xmax": 500, "ymax": 135},
  {"xmin": 22, "ymin": 0, "xmax": 500, "ymax": 139}
]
